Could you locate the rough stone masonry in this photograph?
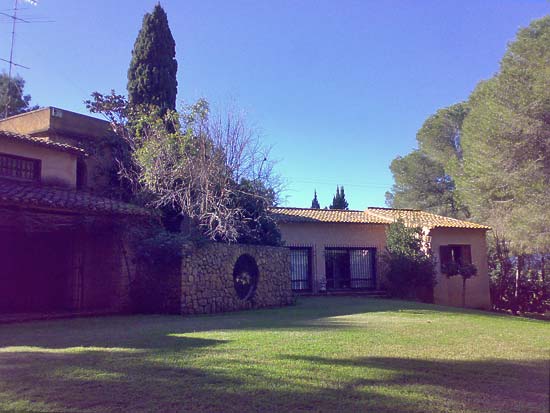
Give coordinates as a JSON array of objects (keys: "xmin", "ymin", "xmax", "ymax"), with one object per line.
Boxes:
[{"xmin": 180, "ymin": 243, "xmax": 294, "ymax": 315}]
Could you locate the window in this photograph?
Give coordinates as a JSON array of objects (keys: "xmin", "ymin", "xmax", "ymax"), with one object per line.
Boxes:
[
  {"xmin": 440, "ymin": 244, "xmax": 472, "ymax": 273},
  {"xmin": 0, "ymin": 153, "xmax": 41, "ymax": 182},
  {"xmin": 290, "ymin": 247, "xmax": 312, "ymax": 291}
]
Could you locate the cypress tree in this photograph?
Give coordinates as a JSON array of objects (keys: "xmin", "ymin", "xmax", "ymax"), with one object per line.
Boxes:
[
  {"xmin": 329, "ymin": 185, "xmax": 349, "ymax": 210},
  {"xmin": 127, "ymin": 3, "xmax": 178, "ymax": 112},
  {"xmin": 311, "ymin": 190, "xmax": 320, "ymax": 209},
  {"xmin": 339, "ymin": 186, "xmax": 349, "ymax": 210}
]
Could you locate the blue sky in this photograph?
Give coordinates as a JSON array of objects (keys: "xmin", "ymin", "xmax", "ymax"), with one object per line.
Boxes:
[{"xmin": 1, "ymin": 0, "xmax": 548, "ymax": 208}]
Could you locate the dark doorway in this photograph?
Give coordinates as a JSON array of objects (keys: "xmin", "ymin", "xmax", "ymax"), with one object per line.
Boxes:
[
  {"xmin": 325, "ymin": 248, "xmax": 376, "ymax": 290},
  {"xmin": 0, "ymin": 230, "xmax": 75, "ymax": 312}
]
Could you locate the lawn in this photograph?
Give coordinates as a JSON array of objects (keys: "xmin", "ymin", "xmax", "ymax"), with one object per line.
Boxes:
[{"xmin": 0, "ymin": 297, "xmax": 548, "ymax": 413}]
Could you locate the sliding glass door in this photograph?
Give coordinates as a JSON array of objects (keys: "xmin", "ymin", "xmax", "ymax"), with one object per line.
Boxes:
[{"xmin": 325, "ymin": 248, "xmax": 376, "ymax": 290}]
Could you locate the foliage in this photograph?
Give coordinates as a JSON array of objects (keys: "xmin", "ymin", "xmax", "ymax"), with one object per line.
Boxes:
[
  {"xmin": 128, "ymin": 223, "xmax": 204, "ymax": 313},
  {"xmin": 329, "ymin": 185, "xmax": 349, "ymax": 210},
  {"xmin": 386, "ymin": 102, "xmax": 469, "ymax": 219},
  {"xmin": 231, "ymin": 178, "xmax": 282, "ymax": 246},
  {"xmin": 441, "ymin": 262, "xmax": 477, "ymax": 279},
  {"xmin": 0, "ymin": 72, "xmax": 38, "ymax": 118},
  {"xmin": 385, "ymin": 150, "xmax": 466, "ymax": 218},
  {"xmin": 87, "ymin": 92, "xmax": 282, "ymax": 244},
  {"xmin": 458, "ymin": 17, "xmax": 550, "ymax": 254},
  {"xmin": 488, "ymin": 236, "xmax": 549, "ymax": 313},
  {"xmin": 443, "ymin": 261, "xmax": 477, "ymax": 308},
  {"xmin": 416, "ymin": 102, "xmax": 468, "ymax": 174},
  {"xmin": 382, "ymin": 220, "xmax": 436, "ymax": 302},
  {"xmin": 387, "ymin": 16, "xmax": 550, "ymax": 311},
  {"xmin": 310, "ymin": 190, "xmax": 320, "ymax": 209},
  {"xmin": 127, "ymin": 4, "xmax": 178, "ymax": 113}
]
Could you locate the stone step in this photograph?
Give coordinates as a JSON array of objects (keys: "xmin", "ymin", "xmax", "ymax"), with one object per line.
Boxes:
[{"xmin": 296, "ymin": 290, "xmax": 389, "ymax": 298}]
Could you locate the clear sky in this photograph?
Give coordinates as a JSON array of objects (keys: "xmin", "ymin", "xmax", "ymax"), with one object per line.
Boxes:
[{"xmin": 1, "ymin": 0, "xmax": 549, "ymax": 209}]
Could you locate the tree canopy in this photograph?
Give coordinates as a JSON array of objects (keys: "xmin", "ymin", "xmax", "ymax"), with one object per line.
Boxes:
[
  {"xmin": 0, "ymin": 72, "xmax": 37, "ymax": 119},
  {"xmin": 329, "ymin": 186, "xmax": 349, "ymax": 210},
  {"xmin": 386, "ymin": 102, "xmax": 468, "ymax": 219},
  {"xmin": 387, "ymin": 16, "xmax": 550, "ymax": 255},
  {"xmin": 386, "ymin": 150, "xmax": 465, "ymax": 218},
  {"xmin": 127, "ymin": 4, "xmax": 178, "ymax": 112},
  {"xmin": 457, "ymin": 17, "xmax": 550, "ymax": 253},
  {"xmin": 87, "ymin": 93, "xmax": 281, "ymax": 245},
  {"xmin": 310, "ymin": 190, "xmax": 320, "ymax": 208}
]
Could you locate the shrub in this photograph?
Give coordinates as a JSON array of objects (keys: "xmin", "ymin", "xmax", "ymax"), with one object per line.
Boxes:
[
  {"xmin": 442, "ymin": 261, "xmax": 478, "ymax": 307},
  {"xmin": 382, "ymin": 220, "xmax": 436, "ymax": 302},
  {"xmin": 489, "ymin": 239, "xmax": 549, "ymax": 313}
]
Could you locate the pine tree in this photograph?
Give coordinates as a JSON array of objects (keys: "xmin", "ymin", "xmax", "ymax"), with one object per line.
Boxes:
[
  {"xmin": 458, "ymin": 16, "xmax": 550, "ymax": 253},
  {"xmin": 311, "ymin": 190, "xmax": 320, "ymax": 208},
  {"xmin": 127, "ymin": 3, "xmax": 178, "ymax": 112}
]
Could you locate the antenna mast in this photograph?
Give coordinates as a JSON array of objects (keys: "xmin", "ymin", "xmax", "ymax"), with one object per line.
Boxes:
[{"xmin": 1, "ymin": 0, "xmax": 37, "ymax": 118}]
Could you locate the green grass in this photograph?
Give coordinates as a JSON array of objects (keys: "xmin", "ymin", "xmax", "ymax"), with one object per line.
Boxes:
[{"xmin": 0, "ymin": 297, "xmax": 548, "ymax": 413}]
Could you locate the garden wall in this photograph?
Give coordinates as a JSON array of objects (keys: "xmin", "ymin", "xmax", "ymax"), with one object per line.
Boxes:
[{"xmin": 180, "ymin": 243, "xmax": 293, "ymax": 315}]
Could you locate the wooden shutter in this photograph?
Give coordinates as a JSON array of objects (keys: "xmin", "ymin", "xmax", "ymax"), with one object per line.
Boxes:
[
  {"xmin": 440, "ymin": 246, "xmax": 452, "ymax": 271},
  {"xmin": 461, "ymin": 245, "xmax": 472, "ymax": 265}
]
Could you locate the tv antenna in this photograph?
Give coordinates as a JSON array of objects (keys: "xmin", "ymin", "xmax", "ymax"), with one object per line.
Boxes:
[{"xmin": 1, "ymin": 0, "xmax": 53, "ymax": 118}]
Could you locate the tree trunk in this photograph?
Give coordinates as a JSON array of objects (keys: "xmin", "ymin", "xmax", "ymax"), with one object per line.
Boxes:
[{"xmin": 514, "ymin": 254, "xmax": 524, "ymax": 314}]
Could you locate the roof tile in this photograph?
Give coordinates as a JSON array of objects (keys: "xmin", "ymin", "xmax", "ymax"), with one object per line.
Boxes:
[
  {"xmin": 0, "ymin": 130, "xmax": 86, "ymax": 156},
  {"xmin": 0, "ymin": 180, "xmax": 150, "ymax": 217},
  {"xmin": 271, "ymin": 207, "xmax": 490, "ymax": 230}
]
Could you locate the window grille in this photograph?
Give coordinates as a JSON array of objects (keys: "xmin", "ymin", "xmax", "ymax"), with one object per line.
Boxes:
[
  {"xmin": 0, "ymin": 153, "xmax": 40, "ymax": 181},
  {"xmin": 325, "ymin": 247, "xmax": 376, "ymax": 290},
  {"xmin": 290, "ymin": 247, "xmax": 312, "ymax": 291}
]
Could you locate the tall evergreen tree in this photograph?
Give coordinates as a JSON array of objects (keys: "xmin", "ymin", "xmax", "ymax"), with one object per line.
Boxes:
[
  {"xmin": 329, "ymin": 185, "xmax": 349, "ymax": 210},
  {"xmin": 127, "ymin": 3, "xmax": 178, "ymax": 112},
  {"xmin": 340, "ymin": 186, "xmax": 349, "ymax": 210},
  {"xmin": 386, "ymin": 103, "xmax": 469, "ymax": 219},
  {"xmin": 311, "ymin": 190, "xmax": 320, "ymax": 209},
  {"xmin": 385, "ymin": 150, "xmax": 465, "ymax": 217},
  {"xmin": 458, "ymin": 16, "xmax": 550, "ymax": 253}
]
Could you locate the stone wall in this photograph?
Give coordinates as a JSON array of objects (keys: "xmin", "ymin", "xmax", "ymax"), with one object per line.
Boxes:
[{"xmin": 181, "ymin": 243, "xmax": 293, "ymax": 315}]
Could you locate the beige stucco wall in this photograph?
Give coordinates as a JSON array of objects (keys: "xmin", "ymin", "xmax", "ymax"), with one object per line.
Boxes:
[
  {"xmin": 278, "ymin": 221, "xmax": 491, "ymax": 310},
  {"xmin": 279, "ymin": 222, "xmax": 387, "ymax": 292},
  {"xmin": 0, "ymin": 139, "xmax": 77, "ymax": 187},
  {"xmin": 0, "ymin": 107, "xmax": 116, "ymax": 192},
  {"xmin": 0, "ymin": 107, "xmax": 51, "ymax": 135},
  {"xmin": 430, "ymin": 227, "xmax": 491, "ymax": 309}
]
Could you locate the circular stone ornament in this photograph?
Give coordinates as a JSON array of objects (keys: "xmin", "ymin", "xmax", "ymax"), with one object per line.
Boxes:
[{"xmin": 232, "ymin": 254, "xmax": 259, "ymax": 300}]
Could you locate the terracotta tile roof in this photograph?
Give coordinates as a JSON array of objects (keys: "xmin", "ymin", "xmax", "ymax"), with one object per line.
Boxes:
[
  {"xmin": 0, "ymin": 130, "xmax": 86, "ymax": 156},
  {"xmin": 271, "ymin": 206, "xmax": 490, "ymax": 230},
  {"xmin": 366, "ymin": 208, "xmax": 491, "ymax": 229},
  {"xmin": 270, "ymin": 207, "xmax": 392, "ymax": 224},
  {"xmin": 0, "ymin": 179, "xmax": 151, "ymax": 217}
]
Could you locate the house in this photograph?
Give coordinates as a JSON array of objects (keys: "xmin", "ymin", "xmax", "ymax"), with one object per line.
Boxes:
[
  {"xmin": 271, "ymin": 207, "xmax": 491, "ymax": 309},
  {"xmin": 0, "ymin": 107, "xmax": 292, "ymax": 317},
  {"xmin": 0, "ymin": 108, "xmax": 149, "ymax": 314}
]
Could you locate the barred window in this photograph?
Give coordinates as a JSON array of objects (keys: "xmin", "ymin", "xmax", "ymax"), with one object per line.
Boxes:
[{"xmin": 0, "ymin": 153, "xmax": 41, "ymax": 181}]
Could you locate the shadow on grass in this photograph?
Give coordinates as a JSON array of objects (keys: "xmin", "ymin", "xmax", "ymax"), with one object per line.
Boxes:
[
  {"xmin": 0, "ymin": 297, "xmax": 548, "ymax": 412},
  {"xmin": 0, "ymin": 346, "xmax": 547, "ymax": 412},
  {"xmin": 0, "ymin": 297, "xmax": 544, "ymax": 350},
  {"xmin": 283, "ymin": 354, "xmax": 548, "ymax": 411}
]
